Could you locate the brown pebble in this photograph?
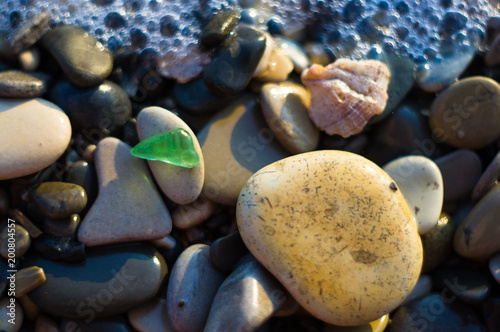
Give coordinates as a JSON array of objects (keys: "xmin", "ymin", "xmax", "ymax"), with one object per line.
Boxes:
[
  {"xmin": 29, "ymin": 182, "xmax": 87, "ymax": 219},
  {"xmin": 9, "ymin": 209, "xmax": 43, "ymax": 238},
  {"xmin": 472, "ymin": 149, "xmax": 500, "ymax": 201},
  {"xmin": 82, "ymin": 144, "xmax": 96, "ymax": 163},
  {"xmin": 15, "ymin": 266, "xmax": 46, "ymax": 298},
  {"xmin": 421, "ymin": 214, "xmax": 455, "ymax": 273},
  {"xmin": 43, "ymin": 214, "xmax": 80, "ymax": 239},
  {"xmin": 18, "ymin": 295, "xmax": 39, "ymax": 322},
  {"xmin": 172, "ymin": 194, "xmax": 218, "ymax": 229},
  {"xmin": 0, "ymin": 224, "xmax": 31, "ymax": 259}
]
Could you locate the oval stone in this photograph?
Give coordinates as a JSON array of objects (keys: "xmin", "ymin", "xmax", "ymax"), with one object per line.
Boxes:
[
  {"xmin": 0, "ymin": 98, "xmax": 71, "ymax": 180},
  {"xmin": 237, "ymin": 151, "xmax": 423, "ymax": 326},
  {"xmin": 25, "ymin": 243, "xmax": 167, "ymax": 319},
  {"xmin": 29, "ymin": 182, "xmax": 87, "ymax": 219}
]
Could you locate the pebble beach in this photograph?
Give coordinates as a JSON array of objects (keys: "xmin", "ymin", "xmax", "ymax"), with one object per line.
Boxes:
[{"xmin": 1, "ymin": 0, "xmax": 500, "ymax": 331}]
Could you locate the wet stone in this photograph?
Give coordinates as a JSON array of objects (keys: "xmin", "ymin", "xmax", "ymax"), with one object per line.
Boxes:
[
  {"xmin": 254, "ymin": 46, "xmax": 294, "ymax": 83},
  {"xmin": 29, "ymin": 182, "xmax": 87, "ymax": 219},
  {"xmin": 34, "ymin": 234, "xmax": 85, "ymax": 263},
  {"xmin": 8, "ymin": 12, "xmax": 50, "ymax": 54},
  {"xmin": 49, "ymin": 80, "xmax": 132, "ymax": 135},
  {"xmin": 15, "ymin": 266, "xmax": 46, "ymax": 298},
  {"xmin": 128, "ymin": 298, "xmax": 174, "ymax": 332},
  {"xmin": 42, "ymin": 25, "xmax": 113, "ymax": 87},
  {"xmin": 43, "ymin": 214, "xmax": 80, "ymax": 239},
  {"xmin": 210, "ymin": 231, "xmax": 249, "ymax": 273},
  {"xmin": 0, "ymin": 70, "xmax": 46, "ymax": 98},
  {"xmin": 421, "ymin": 214, "xmax": 455, "ymax": 273},
  {"xmin": 0, "ymin": 224, "xmax": 30, "ymax": 259},
  {"xmin": 60, "ymin": 316, "xmax": 134, "ymax": 332},
  {"xmin": 64, "ymin": 160, "xmax": 98, "ymax": 209},
  {"xmin": 25, "ymin": 243, "xmax": 167, "ymax": 319},
  {"xmin": 9, "ymin": 209, "xmax": 43, "ymax": 239},
  {"xmin": 274, "ymin": 37, "xmax": 310, "ymax": 74},
  {"xmin": 0, "ymin": 297, "xmax": 24, "ymax": 332},
  {"xmin": 200, "ymin": 8, "xmax": 239, "ymax": 49}
]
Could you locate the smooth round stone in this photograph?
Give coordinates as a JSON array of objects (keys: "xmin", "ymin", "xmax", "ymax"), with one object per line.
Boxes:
[
  {"xmin": 19, "ymin": 48, "xmax": 40, "ymax": 71},
  {"xmin": 197, "ymin": 95, "xmax": 289, "ymax": 205},
  {"xmin": 435, "ymin": 150, "xmax": 482, "ymax": 202},
  {"xmin": 429, "ymin": 76, "xmax": 500, "ymax": 149},
  {"xmin": 210, "ymin": 231, "xmax": 249, "ymax": 273},
  {"xmin": 9, "ymin": 208, "xmax": 42, "ymax": 239},
  {"xmin": 454, "ymin": 184, "xmax": 500, "ymax": 258},
  {"xmin": 64, "ymin": 160, "xmax": 98, "ymax": 207},
  {"xmin": 421, "ymin": 214, "xmax": 455, "ymax": 273},
  {"xmin": 128, "ymin": 298, "xmax": 174, "ymax": 332},
  {"xmin": 136, "ymin": 106, "xmax": 204, "ymax": 205},
  {"xmin": 42, "ymin": 25, "xmax": 113, "ymax": 87},
  {"xmin": 25, "ymin": 243, "xmax": 167, "ymax": 319},
  {"xmin": 49, "ymin": 80, "xmax": 131, "ymax": 135},
  {"xmin": 388, "ymin": 294, "xmax": 485, "ymax": 332},
  {"xmin": 471, "ymin": 149, "xmax": 500, "ymax": 201},
  {"xmin": 43, "ymin": 214, "xmax": 81, "ymax": 239},
  {"xmin": 172, "ymin": 194, "xmax": 217, "ymax": 229},
  {"xmin": 383, "ymin": 156, "xmax": 443, "ymax": 235},
  {"xmin": 323, "ymin": 314, "xmax": 389, "ymax": 332},
  {"xmin": 0, "ymin": 224, "xmax": 30, "ymax": 259},
  {"xmin": 200, "ymin": 8, "xmax": 239, "ymax": 49},
  {"xmin": 0, "ymin": 70, "xmax": 46, "ymax": 98},
  {"xmin": 15, "ymin": 266, "xmax": 46, "ymax": 298},
  {"xmin": 254, "ymin": 47, "xmax": 294, "ymax": 82},
  {"xmin": 30, "ymin": 182, "xmax": 87, "ymax": 219},
  {"xmin": 274, "ymin": 37, "xmax": 310, "ymax": 74},
  {"xmin": 237, "ymin": 151, "xmax": 423, "ymax": 326},
  {"xmin": 60, "ymin": 316, "xmax": 134, "ymax": 332},
  {"xmin": 489, "ymin": 252, "xmax": 500, "ymax": 283},
  {"xmin": 166, "ymin": 244, "xmax": 226, "ymax": 332},
  {"xmin": 0, "ymin": 98, "xmax": 71, "ymax": 180},
  {"xmin": 260, "ymin": 82, "xmax": 319, "ymax": 154},
  {"xmin": 0, "ymin": 297, "xmax": 24, "ymax": 332},
  {"xmin": 400, "ymin": 274, "xmax": 432, "ymax": 306},
  {"xmin": 432, "ymin": 266, "xmax": 491, "ymax": 304}
]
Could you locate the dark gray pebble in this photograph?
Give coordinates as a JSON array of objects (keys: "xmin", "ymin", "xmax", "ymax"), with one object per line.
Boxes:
[
  {"xmin": 210, "ymin": 231, "xmax": 249, "ymax": 273},
  {"xmin": 43, "ymin": 214, "xmax": 81, "ymax": 239},
  {"xmin": 34, "ymin": 234, "xmax": 85, "ymax": 263},
  {"xmin": 0, "ymin": 70, "xmax": 46, "ymax": 98},
  {"xmin": 200, "ymin": 9, "xmax": 239, "ymax": 49},
  {"xmin": 174, "ymin": 77, "xmax": 234, "ymax": 115},
  {"xmin": 60, "ymin": 316, "xmax": 134, "ymax": 332},
  {"xmin": 29, "ymin": 182, "xmax": 87, "ymax": 219}
]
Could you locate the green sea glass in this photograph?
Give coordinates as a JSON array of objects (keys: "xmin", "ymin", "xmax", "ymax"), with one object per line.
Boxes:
[{"xmin": 131, "ymin": 128, "xmax": 200, "ymax": 168}]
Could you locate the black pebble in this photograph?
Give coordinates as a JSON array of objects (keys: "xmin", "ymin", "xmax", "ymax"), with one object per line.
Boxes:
[{"xmin": 34, "ymin": 234, "xmax": 86, "ymax": 263}]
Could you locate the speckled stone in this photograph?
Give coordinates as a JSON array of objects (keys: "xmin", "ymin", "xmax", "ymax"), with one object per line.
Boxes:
[
  {"xmin": 0, "ymin": 297, "xmax": 23, "ymax": 332},
  {"xmin": 136, "ymin": 106, "xmax": 204, "ymax": 205},
  {"xmin": 167, "ymin": 244, "xmax": 226, "ymax": 332},
  {"xmin": 29, "ymin": 182, "xmax": 87, "ymax": 219},
  {"xmin": 488, "ymin": 252, "xmax": 500, "ymax": 283},
  {"xmin": 260, "ymin": 82, "xmax": 319, "ymax": 154},
  {"xmin": 237, "ymin": 150, "xmax": 423, "ymax": 326},
  {"xmin": 0, "ymin": 98, "xmax": 71, "ymax": 180},
  {"xmin": 323, "ymin": 314, "xmax": 389, "ymax": 332},
  {"xmin": 14, "ymin": 266, "xmax": 46, "ymax": 298},
  {"xmin": 78, "ymin": 137, "xmax": 172, "ymax": 246},
  {"xmin": 0, "ymin": 224, "xmax": 30, "ymax": 259},
  {"xmin": 429, "ymin": 76, "xmax": 500, "ymax": 149},
  {"xmin": 421, "ymin": 214, "xmax": 455, "ymax": 273},
  {"xmin": 0, "ymin": 70, "xmax": 46, "ymax": 98},
  {"xmin": 128, "ymin": 298, "xmax": 174, "ymax": 332},
  {"xmin": 383, "ymin": 155, "xmax": 443, "ymax": 235}
]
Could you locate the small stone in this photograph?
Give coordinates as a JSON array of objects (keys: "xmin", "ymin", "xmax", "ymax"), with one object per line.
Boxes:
[
  {"xmin": 0, "ymin": 224, "xmax": 30, "ymax": 259},
  {"xmin": 260, "ymin": 82, "xmax": 318, "ymax": 154},
  {"xmin": 204, "ymin": 26, "xmax": 268, "ymax": 96},
  {"xmin": 43, "ymin": 214, "xmax": 80, "ymax": 239},
  {"xmin": 64, "ymin": 160, "xmax": 98, "ymax": 208},
  {"xmin": 35, "ymin": 315, "xmax": 59, "ymax": 332},
  {"xmin": 150, "ymin": 235, "xmax": 177, "ymax": 250},
  {"xmin": 429, "ymin": 76, "xmax": 500, "ymax": 149},
  {"xmin": 18, "ymin": 48, "xmax": 40, "ymax": 71},
  {"xmin": 237, "ymin": 150, "xmax": 422, "ymax": 325},
  {"xmin": 383, "ymin": 155, "xmax": 444, "ymax": 235},
  {"xmin": 128, "ymin": 298, "xmax": 174, "ymax": 332},
  {"xmin": 0, "ymin": 98, "xmax": 71, "ymax": 180},
  {"xmin": 34, "ymin": 234, "xmax": 85, "ymax": 263},
  {"xmin": 205, "ymin": 254, "xmax": 290, "ymax": 331},
  {"xmin": 167, "ymin": 244, "xmax": 226, "ymax": 332},
  {"xmin": 8, "ymin": 12, "xmax": 50, "ymax": 54},
  {"xmin": 42, "ymin": 25, "xmax": 113, "ymax": 87},
  {"xmin": 172, "ymin": 194, "xmax": 218, "ymax": 229},
  {"xmin": 49, "ymin": 80, "xmax": 132, "ymax": 135},
  {"xmin": 471, "ymin": 149, "xmax": 500, "ymax": 201},
  {"xmin": 78, "ymin": 137, "xmax": 172, "ymax": 246},
  {"xmin": 210, "ymin": 231, "xmax": 249, "ymax": 273},
  {"xmin": 9, "ymin": 209, "xmax": 43, "ymax": 238},
  {"xmin": 200, "ymin": 9, "xmax": 239, "ymax": 49},
  {"xmin": 324, "ymin": 314, "xmax": 389, "ymax": 332},
  {"xmin": 305, "ymin": 42, "xmax": 332, "ymax": 66},
  {"xmin": 274, "ymin": 37, "xmax": 310, "ymax": 74},
  {"xmin": 301, "ymin": 59, "xmax": 391, "ymax": 138},
  {"xmin": 435, "ymin": 150, "xmax": 482, "ymax": 202},
  {"xmin": 432, "ymin": 266, "xmax": 491, "ymax": 304},
  {"xmin": 254, "ymin": 46, "xmax": 294, "ymax": 82},
  {"xmin": 400, "ymin": 274, "xmax": 432, "ymax": 306},
  {"xmin": 25, "ymin": 243, "xmax": 167, "ymax": 319},
  {"xmin": 0, "ymin": 70, "xmax": 46, "ymax": 98},
  {"xmin": 136, "ymin": 106, "xmax": 204, "ymax": 204},
  {"xmin": 14, "ymin": 266, "xmax": 46, "ymax": 298},
  {"xmin": 60, "ymin": 316, "xmax": 134, "ymax": 332},
  {"xmin": 0, "ymin": 297, "xmax": 23, "ymax": 332},
  {"xmin": 29, "ymin": 182, "xmax": 87, "ymax": 219},
  {"xmin": 489, "ymin": 252, "xmax": 500, "ymax": 283},
  {"xmin": 421, "ymin": 214, "xmax": 455, "ymax": 273}
]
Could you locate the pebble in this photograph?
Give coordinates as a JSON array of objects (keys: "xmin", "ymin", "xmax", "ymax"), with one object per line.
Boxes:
[
  {"xmin": 435, "ymin": 150, "xmax": 482, "ymax": 202},
  {"xmin": 136, "ymin": 106, "xmax": 204, "ymax": 205},
  {"xmin": 489, "ymin": 252, "xmax": 500, "ymax": 283},
  {"xmin": 78, "ymin": 137, "xmax": 172, "ymax": 246},
  {"xmin": 172, "ymin": 194, "xmax": 218, "ymax": 229},
  {"xmin": 29, "ymin": 182, "xmax": 87, "ymax": 219},
  {"xmin": 210, "ymin": 231, "xmax": 249, "ymax": 273},
  {"xmin": 254, "ymin": 46, "xmax": 294, "ymax": 82},
  {"xmin": 167, "ymin": 244, "xmax": 226, "ymax": 332},
  {"xmin": 197, "ymin": 95, "xmax": 289, "ymax": 205},
  {"xmin": 25, "ymin": 243, "xmax": 167, "ymax": 319},
  {"xmin": 64, "ymin": 160, "xmax": 98, "ymax": 208},
  {"xmin": 42, "ymin": 25, "xmax": 113, "ymax": 87},
  {"xmin": 18, "ymin": 48, "xmax": 40, "ymax": 71},
  {"xmin": 260, "ymin": 82, "xmax": 319, "ymax": 154},
  {"xmin": 151, "ymin": 235, "xmax": 177, "ymax": 251},
  {"xmin": 14, "ymin": 266, "xmax": 46, "ymax": 298},
  {"xmin": 383, "ymin": 155, "xmax": 444, "ymax": 235},
  {"xmin": 204, "ymin": 254, "xmax": 290, "ymax": 331},
  {"xmin": 0, "ymin": 297, "xmax": 23, "ymax": 332},
  {"xmin": 454, "ymin": 184, "xmax": 500, "ymax": 258},
  {"xmin": 0, "ymin": 98, "xmax": 71, "ymax": 180},
  {"xmin": 323, "ymin": 314, "xmax": 389, "ymax": 332},
  {"xmin": 60, "ymin": 316, "xmax": 134, "ymax": 332},
  {"xmin": 18, "ymin": 295, "xmax": 40, "ymax": 323},
  {"xmin": 200, "ymin": 9, "xmax": 239, "ymax": 49},
  {"xmin": 471, "ymin": 149, "xmax": 500, "ymax": 201},
  {"xmin": 9, "ymin": 209, "xmax": 42, "ymax": 239},
  {"xmin": 0, "ymin": 224, "xmax": 30, "ymax": 259},
  {"xmin": 400, "ymin": 274, "xmax": 432, "ymax": 306},
  {"xmin": 237, "ymin": 150, "xmax": 422, "ymax": 325},
  {"xmin": 429, "ymin": 76, "xmax": 500, "ymax": 149},
  {"xmin": 34, "ymin": 234, "xmax": 86, "ymax": 263},
  {"xmin": 43, "ymin": 214, "xmax": 81, "ymax": 239},
  {"xmin": 301, "ymin": 59, "xmax": 391, "ymax": 138},
  {"xmin": 0, "ymin": 70, "xmax": 46, "ymax": 98},
  {"xmin": 35, "ymin": 315, "xmax": 59, "ymax": 332},
  {"xmin": 274, "ymin": 37, "xmax": 310, "ymax": 74},
  {"xmin": 421, "ymin": 214, "xmax": 455, "ymax": 273},
  {"xmin": 204, "ymin": 26, "xmax": 268, "ymax": 96},
  {"xmin": 9, "ymin": 12, "xmax": 50, "ymax": 54},
  {"xmin": 49, "ymin": 80, "xmax": 132, "ymax": 135},
  {"xmin": 388, "ymin": 294, "xmax": 485, "ymax": 331},
  {"xmin": 128, "ymin": 298, "xmax": 174, "ymax": 332}
]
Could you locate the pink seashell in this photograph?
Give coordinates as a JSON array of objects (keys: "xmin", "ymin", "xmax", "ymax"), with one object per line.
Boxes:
[{"xmin": 301, "ymin": 59, "xmax": 391, "ymax": 138}]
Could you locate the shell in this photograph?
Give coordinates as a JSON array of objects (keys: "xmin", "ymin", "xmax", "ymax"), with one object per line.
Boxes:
[{"xmin": 301, "ymin": 59, "xmax": 391, "ymax": 138}]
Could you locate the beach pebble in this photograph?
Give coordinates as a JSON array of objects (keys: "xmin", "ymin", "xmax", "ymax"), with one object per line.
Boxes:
[
  {"xmin": 429, "ymin": 76, "xmax": 500, "ymax": 149},
  {"xmin": 204, "ymin": 254, "xmax": 290, "ymax": 331},
  {"xmin": 0, "ymin": 70, "xmax": 46, "ymax": 98},
  {"xmin": 18, "ymin": 48, "xmax": 40, "ymax": 71},
  {"xmin": 254, "ymin": 46, "xmax": 294, "ymax": 82},
  {"xmin": 78, "ymin": 137, "xmax": 172, "ymax": 246},
  {"xmin": 9, "ymin": 12, "xmax": 50, "ymax": 54},
  {"xmin": 260, "ymin": 82, "xmax": 319, "ymax": 154},
  {"xmin": 29, "ymin": 182, "xmax": 87, "ymax": 219},
  {"xmin": 237, "ymin": 150, "xmax": 422, "ymax": 325},
  {"xmin": 14, "ymin": 266, "xmax": 46, "ymax": 298},
  {"xmin": 136, "ymin": 106, "xmax": 204, "ymax": 205},
  {"xmin": 421, "ymin": 214, "xmax": 455, "ymax": 273},
  {"xmin": 9, "ymin": 209, "xmax": 42, "ymax": 239},
  {"xmin": 454, "ymin": 184, "xmax": 500, "ymax": 258},
  {"xmin": 43, "ymin": 214, "xmax": 81, "ymax": 239},
  {"xmin": 60, "ymin": 316, "xmax": 134, "ymax": 332},
  {"xmin": 0, "ymin": 98, "xmax": 71, "ymax": 180},
  {"xmin": 198, "ymin": 95, "xmax": 289, "ymax": 205},
  {"xmin": 199, "ymin": 9, "xmax": 239, "ymax": 49},
  {"xmin": 25, "ymin": 243, "xmax": 167, "ymax": 319},
  {"xmin": 400, "ymin": 274, "xmax": 432, "ymax": 306},
  {"xmin": 128, "ymin": 298, "xmax": 174, "ymax": 332},
  {"xmin": 210, "ymin": 231, "xmax": 249, "ymax": 273},
  {"xmin": 274, "ymin": 36, "xmax": 310, "ymax": 74},
  {"xmin": 172, "ymin": 194, "xmax": 218, "ymax": 229},
  {"xmin": 0, "ymin": 297, "xmax": 23, "ymax": 332},
  {"xmin": 167, "ymin": 244, "xmax": 226, "ymax": 332},
  {"xmin": 42, "ymin": 25, "xmax": 113, "ymax": 87},
  {"xmin": 471, "ymin": 149, "xmax": 500, "ymax": 201},
  {"xmin": 33, "ymin": 234, "xmax": 85, "ymax": 263},
  {"xmin": 64, "ymin": 160, "xmax": 98, "ymax": 208},
  {"xmin": 383, "ymin": 155, "xmax": 443, "ymax": 235},
  {"xmin": 432, "ymin": 265, "xmax": 491, "ymax": 304},
  {"xmin": 489, "ymin": 252, "xmax": 500, "ymax": 283},
  {"xmin": 0, "ymin": 224, "xmax": 30, "ymax": 259}
]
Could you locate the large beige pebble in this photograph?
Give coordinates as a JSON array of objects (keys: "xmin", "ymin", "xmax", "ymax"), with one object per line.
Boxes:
[
  {"xmin": 237, "ymin": 150, "xmax": 422, "ymax": 326},
  {"xmin": 0, "ymin": 98, "xmax": 71, "ymax": 180},
  {"xmin": 137, "ymin": 106, "xmax": 204, "ymax": 205}
]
